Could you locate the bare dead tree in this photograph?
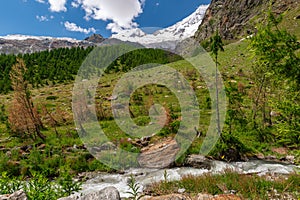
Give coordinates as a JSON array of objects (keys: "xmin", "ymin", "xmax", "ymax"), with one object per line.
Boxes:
[{"xmin": 8, "ymin": 58, "xmax": 46, "ymax": 141}]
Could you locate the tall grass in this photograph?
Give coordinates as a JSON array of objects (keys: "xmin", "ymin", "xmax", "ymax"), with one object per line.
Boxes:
[{"xmin": 146, "ymin": 170, "xmax": 300, "ymax": 199}]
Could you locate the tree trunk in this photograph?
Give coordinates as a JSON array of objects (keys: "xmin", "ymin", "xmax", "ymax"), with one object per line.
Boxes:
[{"xmin": 215, "ymin": 55, "xmax": 221, "ymax": 138}]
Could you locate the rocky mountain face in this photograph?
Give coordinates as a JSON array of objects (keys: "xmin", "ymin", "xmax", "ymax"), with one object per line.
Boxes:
[
  {"xmin": 0, "ymin": 34, "xmax": 104, "ymax": 55},
  {"xmin": 84, "ymin": 34, "xmax": 105, "ymax": 43},
  {"xmin": 194, "ymin": 0, "xmax": 299, "ymax": 42}
]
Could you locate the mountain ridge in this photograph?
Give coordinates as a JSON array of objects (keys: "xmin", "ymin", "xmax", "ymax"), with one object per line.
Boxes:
[
  {"xmin": 0, "ymin": 34, "xmax": 81, "ymax": 42},
  {"xmin": 0, "ymin": 34, "xmax": 96, "ymax": 54},
  {"xmin": 110, "ymin": 5, "xmax": 209, "ymax": 47}
]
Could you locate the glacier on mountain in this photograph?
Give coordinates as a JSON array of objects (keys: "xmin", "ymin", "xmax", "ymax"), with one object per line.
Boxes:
[{"xmin": 110, "ymin": 4, "xmax": 209, "ymax": 46}]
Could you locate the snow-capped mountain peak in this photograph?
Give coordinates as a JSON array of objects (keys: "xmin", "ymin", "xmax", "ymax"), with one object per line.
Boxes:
[
  {"xmin": 110, "ymin": 4, "xmax": 209, "ymax": 46},
  {"xmin": 114, "ymin": 28, "xmax": 147, "ymax": 38},
  {"xmin": 154, "ymin": 5, "xmax": 209, "ymax": 39}
]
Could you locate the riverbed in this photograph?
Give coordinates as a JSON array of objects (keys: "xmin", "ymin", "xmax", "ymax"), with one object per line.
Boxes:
[{"xmin": 77, "ymin": 160, "xmax": 299, "ymax": 198}]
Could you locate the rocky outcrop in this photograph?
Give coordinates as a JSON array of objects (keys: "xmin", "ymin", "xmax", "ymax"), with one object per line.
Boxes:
[
  {"xmin": 185, "ymin": 154, "xmax": 213, "ymax": 170},
  {"xmin": 84, "ymin": 34, "xmax": 105, "ymax": 43},
  {"xmin": 138, "ymin": 138, "xmax": 180, "ymax": 168},
  {"xmin": 89, "ymin": 142, "xmax": 117, "ymax": 154},
  {"xmin": 194, "ymin": 0, "xmax": 298, "ymax": 41},
  {"xmin": 256, "ymin": 153, "xmax": 296, "ymax": 164},
  {"xmin": 58, "ymin": 186, "xmax": 120, "ymax": 200},
  {"xmin": 0, "ymin": 190, "xmax": 27, "ymax": 200},
  {"xmin": 131, "ymin": 136, "xmax": 152, "ymax": 148}
]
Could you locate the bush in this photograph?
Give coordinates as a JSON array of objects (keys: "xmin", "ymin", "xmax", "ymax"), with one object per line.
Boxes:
[
  {"xmin": 0, "ymin": 171, "xmax": 81, "ymax": 200},
  {"xmin": 65, "ymin": 155, "xmax": 89, "ymax": 172},
  {"xmin": 0, "ymin": 172, "xmax": 22, "ymax": 195},
  {"xmin": 46, "ymin": 95, "xmax": 58, "ymax": 100},
  {"xmin": 57, "ymin": 172, "xmax": 82, "ymax": 197},
  {"xmin": 209, "ymin": 133, "xmax": 251, "ymax": 161},
  {"xmin": 157, "ymin": 127, "xmax": 171, "ymax": 137}
]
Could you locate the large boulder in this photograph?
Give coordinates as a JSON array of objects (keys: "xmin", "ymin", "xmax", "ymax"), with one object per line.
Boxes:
[
  {"xmin": 58, "ymin": 186, "xmax": 120, "ymax": 200},
  {"xmin": 185, "ymin": 154, "xmax": 213, "ymax": 170},
  {"xmin": 138, "ymin": 138, "xmax": 180, "ymax": 168},
  {"xmin": 0, "ymin": 190, "xmax": 27, "ymax": 200}
]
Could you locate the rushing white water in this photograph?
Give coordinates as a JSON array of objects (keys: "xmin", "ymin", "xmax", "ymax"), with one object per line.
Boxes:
[{"xmin": 78, "ymin": 160, "xmax": 298, "ymax": 198}]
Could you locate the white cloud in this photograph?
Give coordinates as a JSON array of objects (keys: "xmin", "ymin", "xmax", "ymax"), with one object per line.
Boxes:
[
  {"xmin": 71, "ymin": 0, "xmax": 80, "ymax": 8},
  {"xmin": 106, "ymin": 23, "xmax": 123, "ymax": 33},
  {"xmin": 36, "ymin": 15, "xmax": 49, "ymax": 22},
  {"xmin": 35, "ymin": 0, "xmax": 66, "ymax": 12},
  {"xmin": 49, "ymin": 0, "xmax": 67, "ymax": 12},
  {"xmin": 64, "ymin": 21, "xmax": 96, "ymax": 34},
  {"xmin": 73, "ymin": 0, "xmax": 145, "ymax": 33},
  {"xmin": 35, "ymin": 0, "xmax": 46, "ymax": 3},
  {"xmin": 36, "ymin": 15, "xmax": 54, "ymax": 22}
]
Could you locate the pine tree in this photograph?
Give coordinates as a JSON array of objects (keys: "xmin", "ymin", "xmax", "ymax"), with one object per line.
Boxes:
[{"xmin": 210, "ymin": 30, "xmax": 224, "ymax": 138}]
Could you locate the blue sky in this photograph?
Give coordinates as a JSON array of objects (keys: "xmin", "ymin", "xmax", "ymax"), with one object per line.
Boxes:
[{"xmin": 0, "ymin": 0, "xmax": 210, "ymax": 39}]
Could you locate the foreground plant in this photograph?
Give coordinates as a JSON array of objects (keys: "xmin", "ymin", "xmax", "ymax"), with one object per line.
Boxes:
[
  {"xmin": 0, "ymin": 171, "xmax": 82, "ymax": 200},
  {"xmin": 126, "ymin": 174, "xmax": 143, "ymax": 200},
  {"xmin": 0, "ymin": 172, "xmax": 22, "ymax": 195}
]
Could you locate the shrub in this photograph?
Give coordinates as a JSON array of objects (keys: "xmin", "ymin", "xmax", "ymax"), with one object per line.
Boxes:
[
  {"xmin": 0, "ymin": 172, "xmax": 22, "ymax": 195},
  {"xmin": 46, "ymin": 96, "xmax": 58, "ymax": 100},
  {"xmin": 57, "ymin": 172, "xmax": 82, "ymax": 197},
  {"xmin": 209, "ymin": 132, "xmax": 251, "ymax": 161},
  {"xmin": 0, "ymin": 171, "xmax": 81, "ymax": 200}
]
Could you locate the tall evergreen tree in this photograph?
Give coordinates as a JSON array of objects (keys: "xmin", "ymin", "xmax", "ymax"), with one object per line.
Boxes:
[{"xmin": 210, "ymin": 30, "xmax": 224, "ymax": 138}]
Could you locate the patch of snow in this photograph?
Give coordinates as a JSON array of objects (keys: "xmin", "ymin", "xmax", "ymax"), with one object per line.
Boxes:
[{"xmin": 111, "ymin": 4, "xmax": 209, "ymax": 46}]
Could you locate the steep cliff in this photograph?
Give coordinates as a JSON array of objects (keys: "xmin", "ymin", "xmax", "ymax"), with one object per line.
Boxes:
[{"xmin": 194, "ymin": 0, "xmax": 299, "ymax": 42}]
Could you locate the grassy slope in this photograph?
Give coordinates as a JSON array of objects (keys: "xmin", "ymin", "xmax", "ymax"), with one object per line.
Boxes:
[
  {"xmin": 0, "ymin": 38, "xmax": 299, "ymax": 167},
  {"xmin": 281, "ymin": 5, "xmax": 300, "ymax": 39}
]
